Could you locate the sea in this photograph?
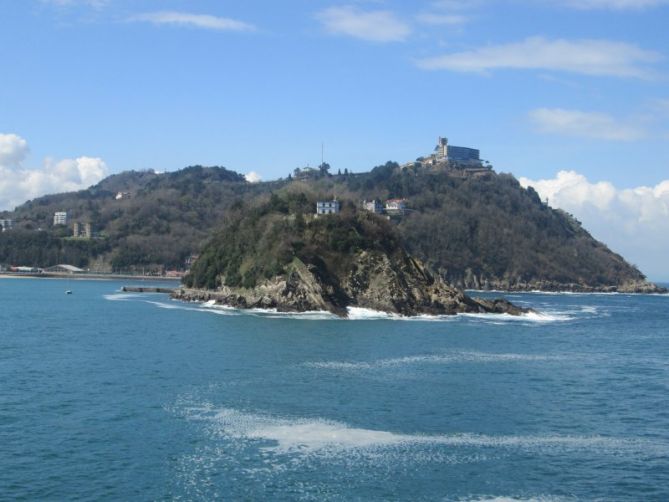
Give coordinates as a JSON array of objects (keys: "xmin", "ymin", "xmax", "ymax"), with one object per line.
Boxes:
[{"xmin": 1, "ymin": 278, "xmax": 668, "ymax": 501}]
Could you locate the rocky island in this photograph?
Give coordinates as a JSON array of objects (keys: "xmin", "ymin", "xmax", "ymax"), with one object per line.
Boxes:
[{"xmin": 173, "ymin": 194, "xmax": 529, "ymax": 318}]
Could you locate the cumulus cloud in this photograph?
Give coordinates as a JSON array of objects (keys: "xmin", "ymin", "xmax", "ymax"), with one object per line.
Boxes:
[
  {"xmin": 519, "ymin": 170, "xmax": 669, "ymax": 280},
  {"xmin": 0, "ymin": 134, "xmax": 108, "ymax": 211},
  {"xmin": 0, "ymin": 133, "xmax": 29, "ymax": 166},
  {"xmin": 529, "ymin": 108, "xmax": 647, "ymax": 141},
  {"xmin": 416, "ymin": 36, "xmax": 661, "ymax": 78},
  {"xmin": 129, "ymin": 11, "xmax": 256, "ymax": 32},
  {"xmin": 316, "ymin": 6, "xmax": 411, "ymax": 42},
  {"xmin": 245, "ymin": 171, "xmax": 262, "ymax": 183}
]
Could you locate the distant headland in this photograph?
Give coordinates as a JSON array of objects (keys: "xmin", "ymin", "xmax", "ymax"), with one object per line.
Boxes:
[{"xmin": 0, "ymin": 136, "xmax": 664, "ymax": 294}]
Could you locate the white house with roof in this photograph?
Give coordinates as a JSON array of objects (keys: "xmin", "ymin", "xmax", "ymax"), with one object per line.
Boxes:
[
  {"xmin": 316, "ymin": 199, "xmax": 340, "ymax": 215},
  {"xmin": 385, "ymin": 198, "xmax": 408, "ymax": 215}
]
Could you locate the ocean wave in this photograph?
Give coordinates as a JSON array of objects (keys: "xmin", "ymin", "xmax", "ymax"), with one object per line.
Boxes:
[
  {"xmin": 457, "ymin": 311, "xmax": 572, "ymax": 323},
  {"xmin": 201, "ymin": 301, "xmax": 338, "ymax": 320},
  {"xmin": 304, "ymin": 351, "xmax": 566, "ymax": 371},
  {"xmin": 460, "ymin": 497, "xmax": 570, "ymax": 502},
  {"xmin": 125, "ymin": 294, "xmax": 583, "ymax": 324}
]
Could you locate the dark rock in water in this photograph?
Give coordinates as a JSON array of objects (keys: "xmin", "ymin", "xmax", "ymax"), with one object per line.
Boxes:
[{"xmin": 173, "ymin": 250, "xmax": 531, "ymax": 318}]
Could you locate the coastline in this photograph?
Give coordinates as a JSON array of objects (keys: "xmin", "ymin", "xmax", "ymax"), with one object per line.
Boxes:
[{"xmin": 0, "ymin": 272, "xmax": 181, "ymax": 282}]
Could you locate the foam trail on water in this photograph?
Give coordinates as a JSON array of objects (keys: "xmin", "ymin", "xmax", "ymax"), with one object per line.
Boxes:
[
  {"xmin": 179, "ymin": 405, "xmax": 662, "ymax": 457},
  {"xmin": 305, "ymin": 351, "xmax": 566, "ymax": 370},
  {"xmin": 103, "ymin": 292, "xmax": 142, "ymax": 301}
]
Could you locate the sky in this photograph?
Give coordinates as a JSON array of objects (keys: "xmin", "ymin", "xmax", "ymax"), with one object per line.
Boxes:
[{"xmin": 0, "ymin": 0, "xmax": 668, "ymax": 280}]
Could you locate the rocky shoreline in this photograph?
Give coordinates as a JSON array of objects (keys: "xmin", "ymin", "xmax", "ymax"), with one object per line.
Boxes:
[
  {"xmin": 446, "ymin": 274, "xmax": 666, "ymax": 294},
  {"xmin": 172, "ymin": 252, "xmax": 532, "ymax": 318}
]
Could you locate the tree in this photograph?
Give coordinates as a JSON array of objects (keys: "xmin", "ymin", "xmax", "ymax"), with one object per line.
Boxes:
[{"xmin": 319, "ymin": 162, "xmax": 331, "ymax": 176}]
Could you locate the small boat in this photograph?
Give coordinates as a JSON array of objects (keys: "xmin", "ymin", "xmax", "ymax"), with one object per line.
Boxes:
[{"xmin": 65, "ymin": 290, "xmax": 73, "ymax": 295}]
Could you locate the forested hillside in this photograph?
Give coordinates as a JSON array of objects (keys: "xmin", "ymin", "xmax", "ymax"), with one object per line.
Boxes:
[{"xmin": 0, "ymin": 162, "xmax": 659, "ymax": 292}]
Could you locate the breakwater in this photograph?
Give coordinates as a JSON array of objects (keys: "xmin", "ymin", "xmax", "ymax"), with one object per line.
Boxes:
[{"xmin": 121, "ymin": 286, "xmax": 176, "ymax": 294}]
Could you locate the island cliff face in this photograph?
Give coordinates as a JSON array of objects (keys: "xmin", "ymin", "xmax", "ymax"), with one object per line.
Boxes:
[{"xmin": 174, "ymin": 196, "xmax": 528, "ymax": 318}]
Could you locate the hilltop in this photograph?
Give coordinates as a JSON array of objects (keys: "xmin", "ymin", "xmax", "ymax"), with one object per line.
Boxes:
[
  {"xmin": 0, "ymin": 157, "xmax": 662, "ymax": 293},
  {"xmin": 174, "ymin": 196, "xmax": 528, "ymax": 317}
]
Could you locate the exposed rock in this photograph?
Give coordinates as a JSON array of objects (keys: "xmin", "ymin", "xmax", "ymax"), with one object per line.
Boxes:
[{"xmin": 173, "ymin": 250, "xmax": 532, "ymax": 318}]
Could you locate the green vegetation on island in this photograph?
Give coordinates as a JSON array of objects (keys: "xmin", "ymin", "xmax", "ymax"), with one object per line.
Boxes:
[
  {"xmin": 0, "ymin": 160, "xmax": 662, "ymax": 293},
  {"xmin": 176, "ymin": 194, "xmax": 529, "ymax": 317}
]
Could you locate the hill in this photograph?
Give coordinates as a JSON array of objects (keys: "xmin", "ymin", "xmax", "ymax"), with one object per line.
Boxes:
[
  {"xmin": 0, "ymin": 161, "xmax": 662, "ymax": 292},
  {"xmin": 175, "ymin": 196, "xmax": 528, "ymax": 317}
]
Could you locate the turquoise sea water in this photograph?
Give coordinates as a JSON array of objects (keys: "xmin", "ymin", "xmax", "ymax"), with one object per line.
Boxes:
[{"xmin": 1, "ymin": 278, "xmax": 668, "ymax": 501}]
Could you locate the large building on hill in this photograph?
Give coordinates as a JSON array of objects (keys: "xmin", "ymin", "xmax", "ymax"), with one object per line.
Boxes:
[
  {"xmin": 434, "ymin": 137, "xmax": 482, "ymax": 167},
  {"xmin": 406, "ymin": 137, "xmax": 489, "ymax": 172}
]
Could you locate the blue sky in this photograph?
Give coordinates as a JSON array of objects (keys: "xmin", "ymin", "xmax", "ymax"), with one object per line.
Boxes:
[{"xmin": 1, "ymin": 0, "xmax": 668, "ymax": 279}]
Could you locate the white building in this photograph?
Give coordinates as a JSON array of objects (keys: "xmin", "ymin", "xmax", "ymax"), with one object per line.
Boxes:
[
  {"xmin": 362, "ymin": 200, "xmax": 384, "ymax": 214},
  {"xmin": 316, "ymin": 200, "xmax": 340, "ymax": 215},
  {"xmin": 53, "ymin": 211, "xmax": 68, "ymax": 226},
  {"xmin": 115, "ymin": 191, "xmax": 131, "ymax": 200},
  {"xmin": 44, "ymin": 264, "xmax": 84, "ymax": 274},
  {"xmin": 73, "ymin": 222, "xmax": 92, "ymax": 238},
  {"xmin": 0, "ymin": 219, "xmax": 13, "ymax": 232},
  {"xmin": 385, "ymin": 199, "xmax": 407, "ymax": 215}
]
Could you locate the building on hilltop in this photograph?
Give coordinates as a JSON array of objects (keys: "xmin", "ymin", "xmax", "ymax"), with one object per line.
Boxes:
[
  {"xmin": 385, "ymin": 199, "xmax": 407, "ymax": 216},
  {"xmin": 434, "ymin": 137, "xmax": 483, "ymax": 167},
  {"xmin": 115, "ymin": 191, "xmax": 131, "ymax": 200},
  {"xmin": 316, "ymin": 199, "xmax": 340, "ymax": 215},
  {"xmin": 0, "ymin": 219, "xmax": 13, "ymax": 232},
  {"xmin": 73, "ymin": 222, "xmax": 92, "ymax": 239},
  {"xmin": 293, "ymin": 166, "xmax": 320, "ymax": 180},
  {"xmin": 404, "ymin": 137, "xmax": 489, "ymax": 172},
  {"xmin": 362, "ymin": 199, "xmax": 384, "ymax": 214},
  {"xmin": 53, "ymin": 211, "xmax": 68, "ymax": 226}
]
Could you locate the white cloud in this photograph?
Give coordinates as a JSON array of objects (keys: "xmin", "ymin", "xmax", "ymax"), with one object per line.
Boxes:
[
  {"xmin": 556, "ymin": 0, "xmax": 669, "ymax": 9},
  {"xmin": 316, "ymin": 6, "xmax": 411, "ymax": 42},
  {"xmin": 430, "ymin": 0, "xmax": 483, "ymax": 9},
  {"xmin": 0, "ymin": 134, "xmax": 107, "ymax": 211},
  {"xmin": 0, "ymin": 134, "xmax": 29, "ymax": 166},
  {"xmin": 529, "ymin": 108, "xmax": 647, "ymax": 141},
  {"xmin": 415, "ymin": 13, "xmax": 468, "ymax": 25},
  {"xmin": 129, "ymin": 11, "xmax": 256, "ymax": 32},
  {"xmin": 41, "ymin": 0, "xmax": 109, "ymax": 8},
  {"xmin": 245, "ymin": 171, "xmax": 262, "ymax": 183},
  {"xmin": 416, "ymin": 36, "xmax": 661, "ymax": 78},
  {"xmin": 519, "ymin": 170, "xmax": 669, "ymax": 280}
]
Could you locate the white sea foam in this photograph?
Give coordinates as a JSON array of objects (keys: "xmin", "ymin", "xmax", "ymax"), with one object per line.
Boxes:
[
  {"xmin": 304, "ymin": 351, "xmax": 565, "ymax": 371},
  {"xmin": 462, "ymin": 497, "xmax": 569, "ymax": 502},
  {"xmin": 179, "ymin": 405, "xmax": 660, "ymax": 458},
  {"xmin": 133, "ymin": 294, "xmax": 587, "ymax": 324},
  {"xmin": 457, "ymin": 311, "xmax": 572, "ymax": 323},
  {"xmin": 102, "ymin": 292, "xmax": 142, "ymax": 301}
]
